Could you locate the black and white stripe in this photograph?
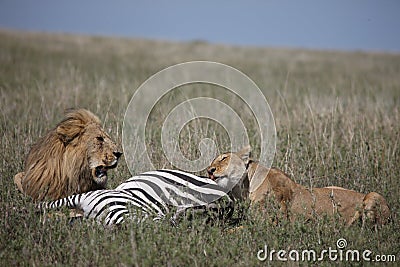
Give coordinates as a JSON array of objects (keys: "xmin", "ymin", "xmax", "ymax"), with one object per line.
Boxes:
[{"xmin": 39, "ymin": 169, "xmax": 233, "ymax": 225}]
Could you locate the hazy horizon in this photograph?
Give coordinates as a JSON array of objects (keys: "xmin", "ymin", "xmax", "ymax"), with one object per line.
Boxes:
[{"xmin": 1, "ymin": 1, "xmax": 399, "ymax": 52}]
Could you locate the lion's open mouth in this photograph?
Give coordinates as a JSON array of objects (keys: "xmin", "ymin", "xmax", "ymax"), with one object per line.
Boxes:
[
  {"xmin": 93, "ymin": 160, "xmax": 119, "ymax": 181},
  {"xmin": 95, "ymin": 166, "xmax": 108, "ymax": 179}
]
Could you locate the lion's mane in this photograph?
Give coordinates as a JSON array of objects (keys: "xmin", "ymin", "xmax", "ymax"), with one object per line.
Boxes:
[{"xmin": 15, "ymin": 109, "xmax": 120, "ymax": 200}]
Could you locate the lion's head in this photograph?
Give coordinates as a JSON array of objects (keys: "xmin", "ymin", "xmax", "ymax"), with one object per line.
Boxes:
[
  {"xmin": 14, "ymin": 108, "xmax": 122, "ymax": 200},
  {"xmin": 207, "ymin": 146, "xmax": 251, "ymax": 196}
]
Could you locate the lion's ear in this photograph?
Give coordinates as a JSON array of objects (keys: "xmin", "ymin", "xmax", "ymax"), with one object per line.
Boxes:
[
  {"xmin": 56, "ymin": 119, "xmax": 85, "ymax": 144},
  {"xmin": 236, "ymin": 145, "xmax": 251, "ymax": 165}
]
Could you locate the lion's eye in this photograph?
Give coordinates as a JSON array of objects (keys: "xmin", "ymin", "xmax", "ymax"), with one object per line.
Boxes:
[
  {"xmin": 221, "ymin": 155, "xmax": 228, "ymax": 162},
  {"xmin": 96, "ymin": 136, "xmax": 104, "ymax": 142}
]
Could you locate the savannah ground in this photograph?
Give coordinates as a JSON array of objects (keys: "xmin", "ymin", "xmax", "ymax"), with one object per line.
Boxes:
[{"xmin": 0, "ymin": 29, "xmax": 399, "ymax": 266}]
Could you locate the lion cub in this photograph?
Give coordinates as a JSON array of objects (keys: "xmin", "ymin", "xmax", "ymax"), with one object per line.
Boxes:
[{"xmin": 207, "ymin": 146, "xmax": 390, "ymax": 228}]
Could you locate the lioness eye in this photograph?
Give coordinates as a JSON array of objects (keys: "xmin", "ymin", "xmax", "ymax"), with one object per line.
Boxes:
[
  {"xmin": 221, "ymin": 155, "xmax": 228, "ymax": 161},
  {"xmin": 96, "ymin": 136, "xmax": 104, "ymax": 142}
]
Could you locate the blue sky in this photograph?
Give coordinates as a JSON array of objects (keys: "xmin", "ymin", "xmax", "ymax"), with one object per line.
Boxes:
[{"xmin": 0, "ymin": 1, "xmax": 399, "ymax": 52}]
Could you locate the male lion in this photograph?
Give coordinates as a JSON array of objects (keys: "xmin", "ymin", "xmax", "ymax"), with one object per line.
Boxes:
[
  {"xmin": 14, "ymin": 108, "xmax": 122, "ymax": 201},
  {"xmin": 207, "ymin": 146, "xmax": 390, "ymax": 229}
]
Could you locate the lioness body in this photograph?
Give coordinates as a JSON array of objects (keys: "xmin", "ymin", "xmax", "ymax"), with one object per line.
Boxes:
[
  {"xmin": 14, "ymin": 109, "xmax": 122, "ymax": 200},
  {"xmin": 207, "ymin": 146, "xmax": 390, "ymax": 227}
]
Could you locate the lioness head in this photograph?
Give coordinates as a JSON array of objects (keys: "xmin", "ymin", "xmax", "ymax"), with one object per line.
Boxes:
[
  {"xmin": 207, "ymin": 146, "xmax": 251, "ymax": 197},
  {"xmin": 16, "ymin": 108, "xmax": 122, "ymax": 200}
]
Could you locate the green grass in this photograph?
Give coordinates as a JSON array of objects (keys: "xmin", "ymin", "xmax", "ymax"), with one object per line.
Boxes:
[{"xmin": 1, "ymin": 29, "xmax": 399, "ymax": 266}]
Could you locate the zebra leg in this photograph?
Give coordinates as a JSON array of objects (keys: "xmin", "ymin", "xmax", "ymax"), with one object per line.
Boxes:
[{"xmin": 170, "ymin": 206, "xmax": 190, "ymax": 226}]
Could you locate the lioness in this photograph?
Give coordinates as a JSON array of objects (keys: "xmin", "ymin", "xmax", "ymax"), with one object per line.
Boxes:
[
  {"xmin": 207, "ymin": 146, "xmax": 390, "ymax": 228},
  {"xmin": 14, "ymin": 108, "xmax": 122, "ymax": 201}
]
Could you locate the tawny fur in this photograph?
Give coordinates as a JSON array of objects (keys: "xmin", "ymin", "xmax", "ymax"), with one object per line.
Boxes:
[
  {"xmin": 14, "ymin": 109, "xmax": 121, "ymax": 201},
  {"xmin": 207, "ymin": 146, "xmax": 390, "ymax": 228}
]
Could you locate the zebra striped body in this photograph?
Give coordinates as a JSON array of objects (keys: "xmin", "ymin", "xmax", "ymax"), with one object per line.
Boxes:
[{"xmin": 39, "ymin": 169, "xmax": 233, "ymax": 225}]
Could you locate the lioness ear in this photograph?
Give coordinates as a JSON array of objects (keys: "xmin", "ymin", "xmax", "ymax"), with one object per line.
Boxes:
[
  {"xmin": 236, "ymin": 145, "xmax": 251, "ymax": 165},
  {"xmin": 56, "ymin": 119, "xmax": 84, "ymax": 144}
]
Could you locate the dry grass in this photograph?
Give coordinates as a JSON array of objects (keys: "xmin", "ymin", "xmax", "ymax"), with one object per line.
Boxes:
[{"xmin": 0, "ymin": 29, "xmax": 399, "ymax": 266}]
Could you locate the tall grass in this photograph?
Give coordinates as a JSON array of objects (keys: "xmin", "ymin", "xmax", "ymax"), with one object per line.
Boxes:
[{"xmin": 1, "ymin": 29, "xmax": 399, "ymax": 266}]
